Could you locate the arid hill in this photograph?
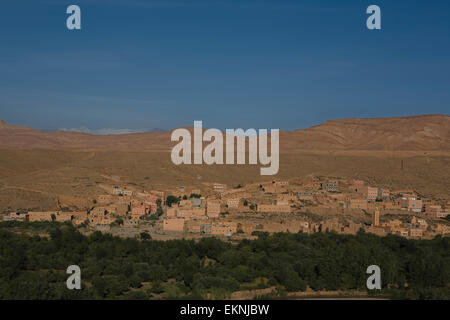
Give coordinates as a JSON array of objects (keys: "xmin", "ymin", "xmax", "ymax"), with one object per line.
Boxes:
[
  {"xmin": 0, "ymin": 119, "xmax": 171, "ymax": 150},
  {"xmin": 0, "ymin": 114, "xmax": 449, "ymax": 151},
  {"xmin": 280, "ymin": 114, "xmax": 450, "ymax": 151}
]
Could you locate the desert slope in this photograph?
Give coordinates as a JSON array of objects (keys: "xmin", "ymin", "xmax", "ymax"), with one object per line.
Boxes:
[
  {"xmin": 281, "ymin": 114, "xmax": 450, "ymax": 151},
  {"xmin": 0, "ymin": 120, "xmax": 172, "ymax": 150},
  {"xmin": 0, "ymin": 114, "xmax": 448, "ymax": 151}
]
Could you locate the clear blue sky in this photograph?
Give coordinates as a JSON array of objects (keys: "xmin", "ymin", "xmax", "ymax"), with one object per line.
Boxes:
[{"xmin": 0, "ymin": 0, "xmax": 449, "ymax": 132}]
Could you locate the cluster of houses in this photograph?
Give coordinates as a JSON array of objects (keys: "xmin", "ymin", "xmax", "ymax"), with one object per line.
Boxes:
[
  {"xmin": 6, "ymin": 211, "xmax": 88, "ymax": 225},
  {"xmin": 4, "ymin": 185, "xmax": 165, "ymax": 230},
  {"xmin": 162, "ymin": 191, "xmax": 238, "ymax": 236},
  {"xmin": 3, "ymin": 176, "xmax": 449, "ymax": 240},
  {"xmin": 159, "ymin": 177, "xmax": 449, "ymax": 239}
]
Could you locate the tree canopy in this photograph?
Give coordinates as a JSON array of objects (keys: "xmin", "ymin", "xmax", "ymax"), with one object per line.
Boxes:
[{"xmin": 0, "ymin": 222, "xmax": 448, "ymax": 300}]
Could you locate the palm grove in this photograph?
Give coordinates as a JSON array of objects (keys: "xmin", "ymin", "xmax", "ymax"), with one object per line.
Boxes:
[{"xmin": 0, "ymin": 221, "xmax": 449, "ymax": 299}]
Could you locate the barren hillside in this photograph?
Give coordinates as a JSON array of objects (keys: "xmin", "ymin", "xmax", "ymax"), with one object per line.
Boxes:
[
  {"xmin": 281, "ymin": 114, "xmax": 450, "ymax": 151},
  {"xmin": 1, "ymin": 114, "xmax": 448, "ymax": 151}
]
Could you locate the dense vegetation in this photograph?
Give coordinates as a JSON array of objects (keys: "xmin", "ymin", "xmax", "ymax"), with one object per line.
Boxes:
[{"xmin": 0, "ymin": 221, "xmax": 448, "ymax": 300}]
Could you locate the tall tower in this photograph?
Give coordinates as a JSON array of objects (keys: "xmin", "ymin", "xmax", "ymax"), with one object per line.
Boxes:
[{"xmin": 373, "ymin": 208, "xmax": 380, "ymax": 227}]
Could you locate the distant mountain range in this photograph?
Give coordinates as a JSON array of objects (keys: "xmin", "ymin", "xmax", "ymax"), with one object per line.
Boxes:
[
  {"xmin": 0, "ymin": 114, "xmax": 449, "ymax": 151},
  {"xmin": 54, "ymin": 127, "xmax": 166, "ymax": 135}
]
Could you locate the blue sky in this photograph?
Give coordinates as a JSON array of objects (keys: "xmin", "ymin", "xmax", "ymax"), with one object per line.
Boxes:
[{"xmin": 0, "ymin": 0, "xmax": 449, "ymax": 132}]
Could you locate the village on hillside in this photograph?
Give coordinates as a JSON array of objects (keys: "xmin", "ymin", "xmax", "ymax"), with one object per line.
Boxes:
[{"xmin": 3, "ymin": 175, "xmax": 450, "ymax": 241}]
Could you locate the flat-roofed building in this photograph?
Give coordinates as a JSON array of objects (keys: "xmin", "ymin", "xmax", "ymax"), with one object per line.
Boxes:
[
  {"xmin": 356, "ymin": 186, "xmax": 378, "ymax": 201},
  {"xmin": 121, "ymin": 190, "xmax": 133, "ymax": 196},
  {"xmin": 90, "ymin": 207, "xmax": 108, "ymax": 216},
  {"xmin": 89, "ymin": 214, "xmax": 114, "ymax": 226},
  {"xmin": 112, "ymin": 187, "xmax": 133, "ymax": 196},
  {"xmin": 390, "ymin": 227, "xmax": 409, "ymax": 237},
  {"xmin": 385, "ymin": 219, "xmax": 402, "ymax": 227},
  {"xmin": 349, "ymin": 199, "xmax": 368, "ymax": 210},
  {"xmin": 166, "ymin": 207, "xmax": 177, "ymax": 217},
  {"xmin": 191, "ymin": 198, "xmax": 202, "ymax": 207},
  {"xmin": 263, "ymin": 185, "xmax": 284, "ymax": 194},
  {"xmin": 211, "ymin": 222, "xmax": 237, "ymax": 236},
  {"xmin": 163, "ymin": 218, "xmax": 185, "ymax": 232},
  {"xmin": 213, "ymin": 183, "xmax": 227, "ymax": 192},
  {"xmin": 409, "ymin": 228, "xmax": 423, "ymax": 238},
  {"xmin": 192, "ymin": 207, "xmax": 206, "ymax": 218},
  {"xmin": 274, "ymin": 180, "xmax": 289, "ymax": 187},
  {"xmin": 89, "ymin": 206, "xmax": 114, "ymax": 226},
  {"xmin": 28, "ymin": 211, "xmax": 57, "ymax": 222},
  {"xmin": 277, "ymin": 194, "xmax": 297, "ymax": 202},
  {"xmin": 425, "ymin": 205, "xmax": 448, "ymax": 218},
  {"xmin": 400, "ymin": 197, "xmax": 423, "ymax": 213},
  {"xmin": 383, "ymin": 202, "xmax": 401, "ymax": 210},
  {"xmin": 117, "ymin": 196, "xmax": 132, "ymax": 205},
  {"xmin": 322, "ymin": 180, "xmax": 340, "ymax": 192},
  {"xmin": 227, "ymin": 198, "xmax": 240, "ymax": 208},
  {"xmin": 54, "ymin": 212, "xmax": 74, "ymax": 222},
  {"xmin": 185, "ymin": 220, "xmax": 202, "ymax": 233},
  {"xmin": 377, "ymin": 188, "xmax": 390, "ymax": 199},
  {"xmin": 207, "ymin": 200, "xmax": 221, "ymax": 218},
  {"xmin": 111, "ymin": 186, "xmax": 121, "ymax": 195},
  {"xmin": 8, "ymin": 212, "xmax": 28, "ymax": 221},
  {"xmin": 177, "ymin": 209, "xmax": 193, "ymax": 218},
  {"xmin": 410, "ymin": 216, "xmax": 428, "ymax": 230},
  {"xmin": 131, "ymin": 205, "xmax": 149, "ymax": 219}
]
